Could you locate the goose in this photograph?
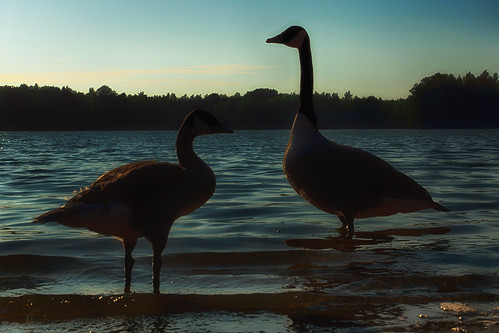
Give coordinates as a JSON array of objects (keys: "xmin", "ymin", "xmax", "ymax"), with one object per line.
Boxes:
[
  {"xmin": 266, "ymin": 26, "xmax": 448, "ymax": 239},
  {"xmin": 34, "ymin": 109, "xmax": 232, "ymax": 293}
]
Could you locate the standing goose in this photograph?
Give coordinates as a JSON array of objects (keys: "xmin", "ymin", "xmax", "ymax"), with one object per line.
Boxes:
[
  {"xmin": 34, "ymin": 109, "xmax": 232, "ymax": 293},
  {"xmin": 266, "ymin": 26, "xmax": 448, "ymax": 238}
]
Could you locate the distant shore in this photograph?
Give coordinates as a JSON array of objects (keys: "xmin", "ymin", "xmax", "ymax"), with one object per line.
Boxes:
[{"xmin": 1, "ymin": 70, "xmax": 498, "ymax": 130}]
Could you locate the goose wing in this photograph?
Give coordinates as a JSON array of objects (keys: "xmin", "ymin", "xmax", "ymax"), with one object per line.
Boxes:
[
  {"xmin": 333, "ymin": 143, "xmax": 431, "ymax": 201},
  {"xmin": 286, "ymin": 140, "xmax": 435, "ymax": 216},
  {"xmin": 35, "ymin": 160, "xmax": 209, "ymax": 227},
  {"xmin": 66, "ymin": 161, "xmax": 192, "ymax": 210}
]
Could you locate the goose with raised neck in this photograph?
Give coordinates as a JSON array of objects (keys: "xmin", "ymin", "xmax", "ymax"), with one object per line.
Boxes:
[{"xmin": 267, "ymin": 26, "xmax": 448, "ymax": 239}]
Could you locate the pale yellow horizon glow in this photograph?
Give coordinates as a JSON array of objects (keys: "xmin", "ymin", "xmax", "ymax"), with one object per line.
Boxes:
[{"xmin": 0, "ymin": 64, "xmax": 278, "ymax": 95}]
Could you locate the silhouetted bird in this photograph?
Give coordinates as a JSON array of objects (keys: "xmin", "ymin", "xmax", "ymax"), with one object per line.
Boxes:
[
  {"xmin": 34, "ymin": 110, "xmax": 232, "ymax": 293},
  {"xmin": 267, "ymin": 26, "xmax": 449, "ymax": 238}
]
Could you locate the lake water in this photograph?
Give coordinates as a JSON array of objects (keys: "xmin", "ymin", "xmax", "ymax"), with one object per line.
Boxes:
[{"xmin": 0, "ymin": 129, "xmax": 498, "ymax": 332}]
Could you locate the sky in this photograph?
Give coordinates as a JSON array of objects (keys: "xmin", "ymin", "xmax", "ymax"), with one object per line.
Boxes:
[{"xmin": 1, "ymin": 0, "xmax": 498, "ymax": 99}]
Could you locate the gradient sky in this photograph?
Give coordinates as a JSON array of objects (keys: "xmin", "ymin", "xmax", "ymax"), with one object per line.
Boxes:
[{"xmin": 1, "ymin": 0, "xmax": 498, "ymax": 99}]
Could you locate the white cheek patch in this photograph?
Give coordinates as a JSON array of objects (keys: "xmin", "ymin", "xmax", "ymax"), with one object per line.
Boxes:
[
  {"xmin": 193, "ymin": 116, "xmax": 203, "ymax": 128},
  {"xmin": 288, "ymin": 30, "xmax": 307, "ymax": 48},
  {"xmin": 193, "ymin": 115, "xmax": 211, "ymax": 133}
]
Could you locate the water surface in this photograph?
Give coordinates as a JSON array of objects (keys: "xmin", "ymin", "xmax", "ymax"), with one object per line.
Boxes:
[{"xmin": 1, "ymin": 130, "xmax": 498, "ymax": 332}]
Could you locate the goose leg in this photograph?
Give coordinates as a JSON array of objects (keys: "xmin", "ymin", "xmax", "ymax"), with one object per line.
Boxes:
[
  {"xmin": 337, "ymin": 215, "xmax": 348, "ymax": 235},
  {"xmin": 151, "ymin": 237, "xmax": 167, "ymax": 294},
  {"xmin": 344, "ymin": 212, "xmax": 355, "ymax": 239},
  {"xmin": 123, "ymin": 238, "xmax": 137, "ymax": 294},
  {"xmin": 338, "ymin": 215, "xmax": 348, "ymax": 228}
]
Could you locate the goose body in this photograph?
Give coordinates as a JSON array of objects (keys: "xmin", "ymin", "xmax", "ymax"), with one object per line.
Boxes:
[
  {"xmin": 34, "ymin": 109, "xmax": 232, "ymax": 293},
  {"xmin": 267, "ymin": 26, "xmax": 448, "ymax": 238}
]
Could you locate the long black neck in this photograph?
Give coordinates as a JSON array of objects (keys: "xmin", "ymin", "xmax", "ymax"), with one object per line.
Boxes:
[
  {"xmin": 176, "ymin": 129, "xmax": 205, "ymax": 171},
  {"xmin": 297, "ymin": 36, "xmax": 317, "ymax": 128}
]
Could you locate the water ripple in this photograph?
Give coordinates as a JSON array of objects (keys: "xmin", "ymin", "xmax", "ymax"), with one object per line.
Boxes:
[{"xmin": 1, "ymin": 129, "xmax": 498, "ymax": 331}]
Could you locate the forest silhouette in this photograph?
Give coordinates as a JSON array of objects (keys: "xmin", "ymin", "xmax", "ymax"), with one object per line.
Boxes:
[{"xmin": 1, "ymin": 70, "xmax": 498, "ymax": 131}]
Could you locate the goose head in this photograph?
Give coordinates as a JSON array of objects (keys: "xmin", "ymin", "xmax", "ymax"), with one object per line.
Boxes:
[
  {"xmin": 266, "ymin": 25, "xmax": 308, "ymax": 49},
  {"xmin": 181, "ymin": 109, "xmax": 233, "ymax": 136}
]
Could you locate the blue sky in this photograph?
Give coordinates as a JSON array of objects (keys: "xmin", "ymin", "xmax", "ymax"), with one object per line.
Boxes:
[{"xmin": 1, "ymin": 0, "xmax": 498, "ymax": 99}]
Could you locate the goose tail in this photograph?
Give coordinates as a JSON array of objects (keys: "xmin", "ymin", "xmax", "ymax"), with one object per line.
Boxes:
[
  {"xmin": 432, "ymin": 202, "xmax": 450, "ymax": 212},
  {"xmin": 33, "ymin": 208, "xmax": 71, "ymax": 224}
]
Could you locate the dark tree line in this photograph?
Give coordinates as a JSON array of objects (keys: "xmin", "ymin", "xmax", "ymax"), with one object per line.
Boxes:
[
  {"xmin": 409, "ymin": 70, "xmax": 499, "ymax": 128},
  {"xmin": 0, "ymin": 70, "xmax": 498, "ymax": 130}
]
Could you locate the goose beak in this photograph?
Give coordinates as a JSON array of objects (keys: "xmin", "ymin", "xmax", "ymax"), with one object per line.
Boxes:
[{"xmin": 266, "ymin": 36, "xmax": 279, "ymax": 44}]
